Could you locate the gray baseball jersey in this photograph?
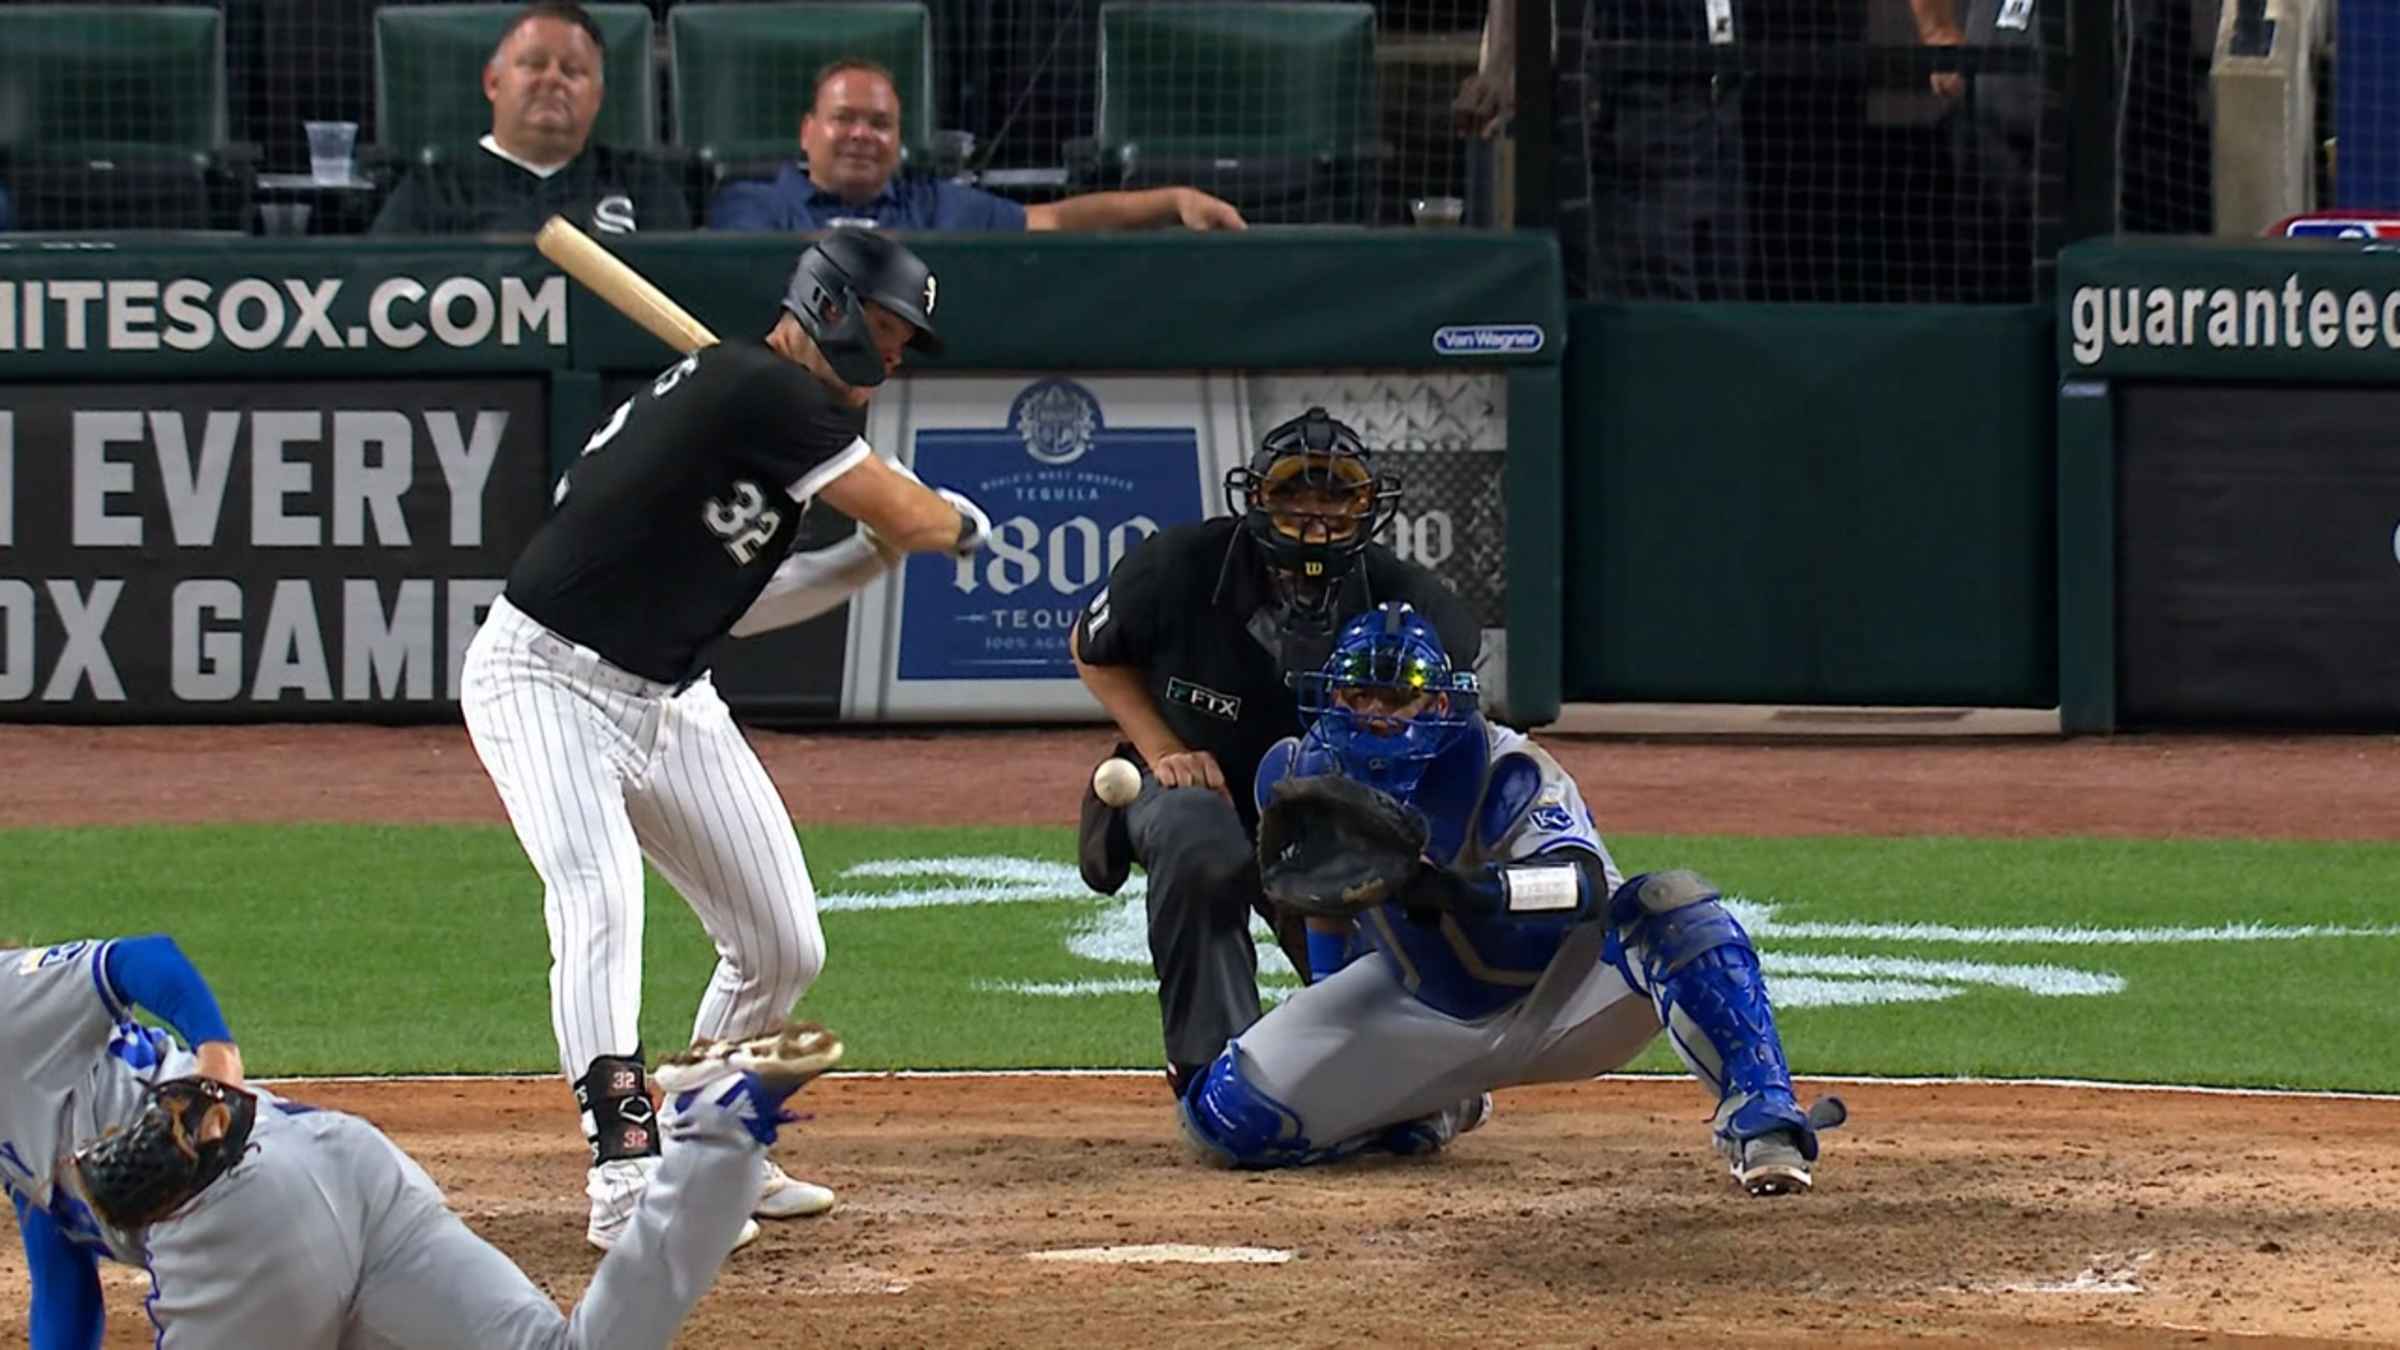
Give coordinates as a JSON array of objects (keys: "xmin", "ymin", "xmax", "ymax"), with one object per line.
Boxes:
[
  {"xmin": 0, "ymin": 938, "xmax": 197, "ymax": 1245},
  {"xmin": 1, "ymin": 939, "xmax": 763, "ymax": 1350}
]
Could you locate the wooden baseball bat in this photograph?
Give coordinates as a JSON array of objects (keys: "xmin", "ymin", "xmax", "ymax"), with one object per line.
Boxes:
[{"xmin": 534, "ymin": 215, "xmax": 718, "ymax": 353}]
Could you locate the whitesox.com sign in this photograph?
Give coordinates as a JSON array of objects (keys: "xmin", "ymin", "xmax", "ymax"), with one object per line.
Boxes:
[
  {"xmin": 0, "ymin": 380, "xmax": 547, "ymax": 718},
  {"xmin": 0, "ymin": 274, "xmax": 566, "ymax": 354}
]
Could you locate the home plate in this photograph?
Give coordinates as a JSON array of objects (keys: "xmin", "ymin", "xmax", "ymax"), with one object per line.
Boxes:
[{"xmin": 1028, "ymin": 1244, "xmax": 1294, "ymax": 1265}]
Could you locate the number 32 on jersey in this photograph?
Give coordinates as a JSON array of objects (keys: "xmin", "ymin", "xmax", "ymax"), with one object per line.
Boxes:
[{"xmin": 703, "ymin": 481, "xmax": 781, "ymax": 564}]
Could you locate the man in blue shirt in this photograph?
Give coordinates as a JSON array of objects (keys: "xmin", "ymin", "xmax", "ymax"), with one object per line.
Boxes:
[{"xmin": 708, "ymin": 59, "xmax": 1247, "ymax": 233}]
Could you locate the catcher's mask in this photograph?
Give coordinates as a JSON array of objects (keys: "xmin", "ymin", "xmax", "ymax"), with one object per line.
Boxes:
[
  {"xmin": 1224, "ymin": 408, "xmax": 1401, "ymax": 634},
  {"xmin": 778, "ymin": 226, "xmax": 944, "ymax": 389},
  {"xmin": 1297, "ymin": 601, "xmax": 1479, "ymax": 799}
]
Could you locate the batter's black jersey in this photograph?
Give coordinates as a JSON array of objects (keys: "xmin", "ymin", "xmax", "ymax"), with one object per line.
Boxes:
[
  {"xmin": 369, "ymin": 141, "xmax": 692, "ymax": 236},
  {"xmin": 1074, "ymin": 517, "xmax": 1481, "ymax": 832},
  {"xmin": 505, "ymin": 342, "xmax": 870, "ymax": 683}
]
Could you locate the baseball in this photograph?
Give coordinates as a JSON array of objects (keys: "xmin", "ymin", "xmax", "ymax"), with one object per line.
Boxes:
[{"xmin": 1092, "ymin": 757, "xmax": 1142, "ymax": 808}]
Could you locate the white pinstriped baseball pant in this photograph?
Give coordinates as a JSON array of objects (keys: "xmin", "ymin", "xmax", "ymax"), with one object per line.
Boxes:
[{"xmin": 461, "ymin": 595, "xmax": 826, "ymax": 1083}]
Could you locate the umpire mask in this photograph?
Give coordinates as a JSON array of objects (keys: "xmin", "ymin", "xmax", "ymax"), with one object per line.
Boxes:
[{"xmin": 1224, "ymin": 408, "xmax": 1401, "ymax": 634}]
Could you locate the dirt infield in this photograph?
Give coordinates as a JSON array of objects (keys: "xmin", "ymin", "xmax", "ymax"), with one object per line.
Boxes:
[{"xmin": 4, "ymin": 725, "xmax": 2396, "ymax": 1348}]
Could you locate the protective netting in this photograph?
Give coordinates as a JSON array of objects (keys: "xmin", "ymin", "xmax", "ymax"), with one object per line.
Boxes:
[
  {"xmin": 0, "ymin": 1, "xmax": 1507, "ymax": 235},
  {"xmin": 0, "ymin": 0, "xmax": 2277, "ymax": 300},
  {"xmin": 1556, "ymin": 0, "xmax": 2070, "ymax": 304},
  {"xmin": 2117, "ymin": 0, "xmax": 2214, "ymax": 237},
  {"xmin": 1545, "ymin": 0, "xmax": 2251, "ymax": 303}
]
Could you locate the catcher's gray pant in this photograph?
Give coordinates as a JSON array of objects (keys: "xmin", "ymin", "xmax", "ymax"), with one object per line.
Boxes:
[
  {"xmin": 1125, "ymin": 778, "xmax": 1268, "ymax": 1075},
  {"xmin": 462, "ymin": 596, "xmax": 826, "ymax": 1083},
  {"xmin": 141, "ymin": 1102, "xmax": 757, "ymax": 1349},
  {"xmin": 1224, "ymin": 924, "xmax": 1676, "ymax": 1150}
]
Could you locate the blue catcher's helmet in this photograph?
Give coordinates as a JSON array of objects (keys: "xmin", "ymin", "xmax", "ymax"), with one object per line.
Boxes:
[{"xmin": 1297, "ymin": 601, "xmax": 1480, "ymax": 800}]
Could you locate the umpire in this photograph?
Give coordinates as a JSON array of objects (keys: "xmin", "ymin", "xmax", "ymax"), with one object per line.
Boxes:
[{"xmin": 1069, "ymin": 408, "xmax": 1479, "ymax": 1096}]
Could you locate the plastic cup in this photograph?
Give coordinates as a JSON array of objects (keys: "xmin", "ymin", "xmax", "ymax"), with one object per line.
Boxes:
[
  {"xmin": 257, "ymin": 202, "xmax": 312, "ymax": 236},
  {"xmin": 305, "ymin": 120, "xmax": 357, "ymax": 185}
]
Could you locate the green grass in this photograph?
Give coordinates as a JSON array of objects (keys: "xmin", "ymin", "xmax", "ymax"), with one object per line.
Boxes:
[{"xmin": 3, "ymin": 825, "xmax": 2394, "ymax": 1091}]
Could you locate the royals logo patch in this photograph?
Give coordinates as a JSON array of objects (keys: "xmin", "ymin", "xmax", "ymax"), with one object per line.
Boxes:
[{"xmin": 17, "ymin": 941, "xmax": 87, "ymax": 975}]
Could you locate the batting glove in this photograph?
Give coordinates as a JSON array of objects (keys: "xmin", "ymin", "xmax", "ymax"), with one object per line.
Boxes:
[{"xmin": 939, "ymin": 487, "xmax": 992, "ymax": 556}]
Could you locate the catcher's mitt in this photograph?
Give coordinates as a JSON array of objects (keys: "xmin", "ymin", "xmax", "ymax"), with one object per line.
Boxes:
[
  {"xmin": 67, "ymin": 1076, "xmax": 258, "ymax": 1234},
  {"xmin": 1256, "ymin": 774, "xmax": 1430, "ymax": 919}
]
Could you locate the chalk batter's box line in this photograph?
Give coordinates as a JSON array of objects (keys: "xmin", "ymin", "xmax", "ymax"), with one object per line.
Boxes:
[{"xmin": 260, "ymin": 1069, "xmax": 2400, "ymax": 1102}]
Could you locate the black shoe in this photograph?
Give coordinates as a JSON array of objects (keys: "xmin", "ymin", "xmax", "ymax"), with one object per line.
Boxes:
[
  {"xmin": 1165, "ymin": 1062, "xmax": 1207, "ymax": 1101},
  {"xmin": 1078, "ymin": 745, "xmax": 1138, "ymax": 895}
]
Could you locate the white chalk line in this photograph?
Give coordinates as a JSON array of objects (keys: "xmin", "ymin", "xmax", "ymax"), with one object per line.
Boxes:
[
  {"xmin": 1027, "ymin": 1244, "xmax": 1292, "ymax": 1266},
  {"xmin": 257, "ymin": 1068, "xmax": 2400, "ymax": 1101}
]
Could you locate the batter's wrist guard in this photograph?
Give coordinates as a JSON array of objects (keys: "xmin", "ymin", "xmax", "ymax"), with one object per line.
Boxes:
[{"xmin": 939, "ymin": 488, "xmax": 991, "ymax": 556}]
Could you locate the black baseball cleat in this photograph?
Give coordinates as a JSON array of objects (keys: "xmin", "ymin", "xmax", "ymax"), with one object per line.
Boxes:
[{"xmin": 1166, "ymin": 1062, "xmax": 1207, "ymax": 1101}]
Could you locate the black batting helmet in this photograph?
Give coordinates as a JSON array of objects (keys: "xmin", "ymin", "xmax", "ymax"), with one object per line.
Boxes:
[
  {"xmin": 1223, "ymin": 407, "xmax": 1401, "ymax": 629},
  {"xmin": 779, "ymin": 227, "xmax": 944, "ymax": 388}
]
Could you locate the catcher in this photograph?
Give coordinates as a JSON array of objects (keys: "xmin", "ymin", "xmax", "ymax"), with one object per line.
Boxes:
[
  {"xmin": 1179, "ymin": 602, "xmax": 1842, "ymax": 1194},
  {"xmin": 2, "ymin": 933, "xmax": 839, "ymax": 1348}
]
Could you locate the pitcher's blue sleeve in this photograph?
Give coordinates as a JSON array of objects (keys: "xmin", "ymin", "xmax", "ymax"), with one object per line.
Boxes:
[
  {"xmin": 102, "ymin": 935, "xmax": 232, "ymax": 1049},
  {"xmin": 14, "ymin": 1191, "xmax": 103, "ymax": 1350}
]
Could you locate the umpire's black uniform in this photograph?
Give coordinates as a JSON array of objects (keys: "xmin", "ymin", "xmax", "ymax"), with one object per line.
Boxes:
[{"xmin": 1072, "ymin": 517, "xmax": 1479, "ymax": 1089}]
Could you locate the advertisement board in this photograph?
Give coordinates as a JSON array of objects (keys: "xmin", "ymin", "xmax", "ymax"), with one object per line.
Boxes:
[
  {"xmin": 838, "ymin": 374, "xmax": 1244, "ymax": 719},
  {"xmin": 2117, "ymin": 383, "xmax": 2400, "ymax": 725},
  {"xmin": 822, "ymin": 370, "xmax": 1510, "ymax": 723},
  {"xmin": 0, "ymin": 378, "xmax": 547, "ymax": 719}
]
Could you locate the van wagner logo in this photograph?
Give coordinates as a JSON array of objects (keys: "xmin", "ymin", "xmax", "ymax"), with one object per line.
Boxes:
[
  {"xmin": 1433, "ymin": 324, "xmax": 1545, "ymax": 356},
  {"xmin": 1011, "ymin": 379, "xmax": 1101, "ymax": 466}
]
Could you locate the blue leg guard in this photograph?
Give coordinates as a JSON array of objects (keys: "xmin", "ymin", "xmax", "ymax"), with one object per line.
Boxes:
[
  {"xmin": 1177, "ymin": 1047, "xmax": 1485, "ymax": 1168},
  {"xmin": 1658, "ymin": 946, "xmax": 1816, "ymax": 1157},
  {"xmin": 1177, "ymin": 1047, "xmax": 1339, "ymax": 1169},
  {"xmin": 1609, "ymin": 871, "xmax": 1818, "ymax": 1160}
]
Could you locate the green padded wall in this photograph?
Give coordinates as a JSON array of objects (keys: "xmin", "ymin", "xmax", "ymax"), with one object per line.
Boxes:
[{"xmin": 1563, "ymin": 304, "xmax": 2057, "ymax": 707}]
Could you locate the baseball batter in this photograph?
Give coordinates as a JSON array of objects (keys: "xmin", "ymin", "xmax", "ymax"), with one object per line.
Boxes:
[
  {"xmin": 461, "ymin": 227, "xmax": 990, "ymax": 1248},
  {"xmin": 1, "ymin": 933, "xmax": 840, "ymax": 1348},
  {"xmin": 1180, "ymin": 604, "xmax": 1842, "ymax": 1192}
]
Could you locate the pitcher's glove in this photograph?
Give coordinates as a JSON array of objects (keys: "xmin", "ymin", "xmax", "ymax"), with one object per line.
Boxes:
[
  {"xmin": 66, "ymin": 1076, "xmax": 258, "ymax": 1234},
  {"xmin": 1256, "ymin": 774, "xmax": 1430, "ymax": 919}
]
